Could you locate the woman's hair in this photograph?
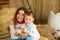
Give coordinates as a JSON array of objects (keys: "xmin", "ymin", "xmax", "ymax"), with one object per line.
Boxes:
[{"xmin": 14, "ymin": 7, "xmax": 27, "ymax": 26}]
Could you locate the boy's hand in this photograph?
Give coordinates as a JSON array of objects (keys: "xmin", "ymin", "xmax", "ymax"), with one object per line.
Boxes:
[
  {"xmin": 19, "ymin": 32, "xmax": 28, "ymax": 37},
  {"xmin": 15, "ymin": 28, "xmax": 28, "ymax": 37},
  {"xmin": 19, "ymin": 28, "xmax": 28, "ymax": 38},
  {"xmin": 21, "ymin": 28, "xmax": 28, "ymax": 33}
]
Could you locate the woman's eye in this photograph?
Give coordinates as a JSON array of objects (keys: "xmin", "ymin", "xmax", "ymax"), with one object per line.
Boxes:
[
  {"xmin": 22, "ymin": 14, "xmax": 24, "ymax": 16},
  {"xmin": 18, "ymin": 12, "xmax": 20, "ymax": 14}
]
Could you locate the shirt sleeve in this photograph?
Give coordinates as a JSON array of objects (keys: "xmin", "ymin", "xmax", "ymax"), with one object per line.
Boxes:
[
  {"xmin": 9, "ymin": 25, "xmax": 15, "ymax": 38},
  {"xmin": 28, "ymin": 25, "xmax": 40, "ymax": 39}
]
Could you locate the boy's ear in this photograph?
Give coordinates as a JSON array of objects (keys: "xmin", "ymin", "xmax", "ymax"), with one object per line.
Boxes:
[{"xmin": 33, "ymin": 18, "xmax": 34, "ymax": 21}]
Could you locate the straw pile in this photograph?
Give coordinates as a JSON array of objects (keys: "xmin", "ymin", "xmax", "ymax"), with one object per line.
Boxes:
[
  {"xmin": 0, "ymin": 8, "xmax": 16, "ymax": 32},
  {"xmin": 37, "ymin": 24, "xmax": 57, "ymax": 40}
]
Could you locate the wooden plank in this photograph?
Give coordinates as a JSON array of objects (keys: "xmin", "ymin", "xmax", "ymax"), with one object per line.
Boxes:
[{"xmin": 0, "ymin": 1, "xmax": 9, "ymax": 5}]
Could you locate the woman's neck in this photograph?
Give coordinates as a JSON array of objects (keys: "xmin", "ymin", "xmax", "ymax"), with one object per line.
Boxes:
[{"xmin": 17, "ymin": 20, "xmax": 24, "ymax": 24}]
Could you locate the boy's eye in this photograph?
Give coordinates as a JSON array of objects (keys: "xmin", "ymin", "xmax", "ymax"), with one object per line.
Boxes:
[
  {"xmin": 25, "ymin": 18, "xmax": 27, "ymax": 20},
  {"xmin": 25, "ymin": 18, "xmax": 31, "ymax": 21},
  {"xmin": 29, "ymin": 19, "xmax": 31, "ymax": 20}
]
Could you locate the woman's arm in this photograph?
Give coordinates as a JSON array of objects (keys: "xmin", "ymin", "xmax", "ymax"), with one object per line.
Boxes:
[
  {"xmin": 9, "ymin": 19, "xmax": 16, "ymax": 38},
  {"xmin": 9, "ymin": 25, "xmax": 15, "ymax": 38}
]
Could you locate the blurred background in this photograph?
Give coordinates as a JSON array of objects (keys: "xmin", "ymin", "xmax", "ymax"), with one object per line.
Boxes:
[{"xmin": 0, "ymin": 0, "xmax": 60, "ymax": 40}]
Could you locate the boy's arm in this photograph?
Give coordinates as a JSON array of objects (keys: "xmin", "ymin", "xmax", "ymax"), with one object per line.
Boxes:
[{"xmin": 28, "ymin": 25, "xmax": 40, "ymax": 39}]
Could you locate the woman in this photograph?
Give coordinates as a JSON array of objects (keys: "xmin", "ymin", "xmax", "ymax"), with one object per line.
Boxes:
[{"xmin": 9, "ymin": 7, "xmax": 28, "ymax": 40}]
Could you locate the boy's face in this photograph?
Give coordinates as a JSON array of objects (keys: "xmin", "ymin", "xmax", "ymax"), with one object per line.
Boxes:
[{"xmin": 25, "ymin": 15, "xmax": 34, "ymax": 26}]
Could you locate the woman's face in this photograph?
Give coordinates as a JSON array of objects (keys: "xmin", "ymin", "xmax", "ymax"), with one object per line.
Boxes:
[{"xmin": 17, "ymin": 10, "xmax": 25, "ymax": 22}]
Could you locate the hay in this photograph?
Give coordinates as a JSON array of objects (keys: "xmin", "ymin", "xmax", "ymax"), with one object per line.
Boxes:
[
  {"xmin": 40, "ymin": 36, "xmax": 48, "ymax": 40},
  {"xmin": 0, "ymin": 8, "xmax": 16, "ymax": 32},
  {"xmin": 37, "ymin": 24, "xmax": 56, "ymax": 40}
]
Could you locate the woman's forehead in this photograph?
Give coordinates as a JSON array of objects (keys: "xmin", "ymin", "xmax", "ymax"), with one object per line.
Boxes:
[{"xmin": 19, "ymin": 10, "xmax": 25, "ymax": 14}]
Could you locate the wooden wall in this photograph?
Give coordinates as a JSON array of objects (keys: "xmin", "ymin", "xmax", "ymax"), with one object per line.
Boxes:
[
  {"xmin": 0, "ymin": 0, "xmax": 9, "ymax": 9},
  {"xmin": 1, "ymin": 0, "xmax": 60, "ymax": 24}
]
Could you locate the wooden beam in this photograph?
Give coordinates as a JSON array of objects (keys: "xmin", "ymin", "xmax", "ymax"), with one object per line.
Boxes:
[{"xmin": 0, "ymin": 1, "xmax": 9, "ymax": 5}]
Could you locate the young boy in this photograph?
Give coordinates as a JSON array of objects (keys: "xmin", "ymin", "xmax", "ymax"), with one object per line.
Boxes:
[{"xmin": 19, "ymin": 11, "xmax": 40, "ymax": 40}]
